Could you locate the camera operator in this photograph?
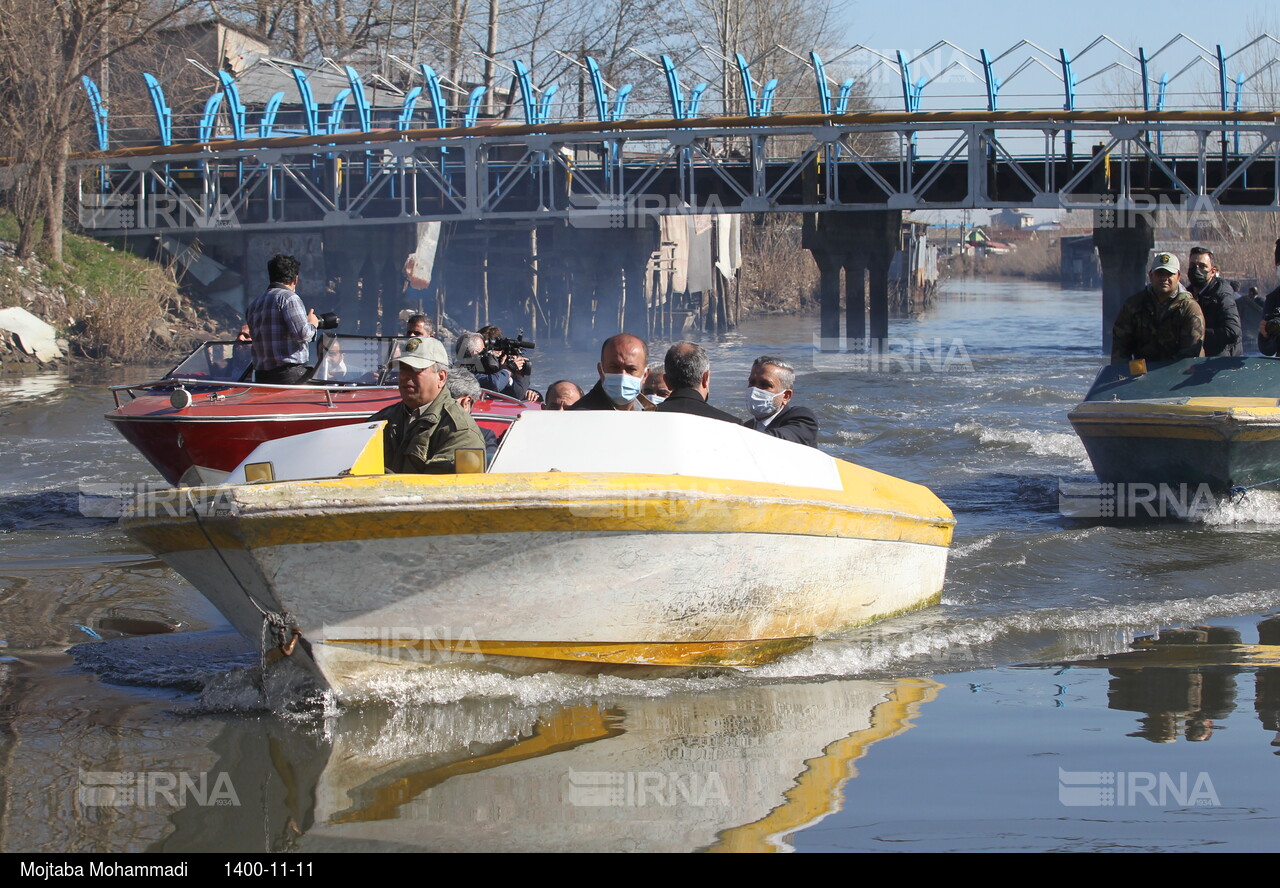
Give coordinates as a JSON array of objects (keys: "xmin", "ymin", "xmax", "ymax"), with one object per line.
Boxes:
[
  {"xmin": 455, "ymin": 329, "xmax": 541, "ymax": 402},
  {"xmin": 246, "ymin": 254, "xmax": 338, "ymax": 384}
]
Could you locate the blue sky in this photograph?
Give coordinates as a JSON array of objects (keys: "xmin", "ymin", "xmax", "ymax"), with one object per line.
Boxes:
[{"xmin": 845, "ymin": 0, "xmax": 1276, "ymax": 60}]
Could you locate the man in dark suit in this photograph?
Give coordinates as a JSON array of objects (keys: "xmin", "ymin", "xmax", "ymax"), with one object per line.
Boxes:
[
  {"xmin": 655, "ymin": 341, "xmax": 739, "ymax": 423},
  {"xmin": 743, "ymin": 356, "xmax": 818, "ymax": 447},
  {"xmin": 570, "ymin": 333, "xmax": 656, "ymax": 411}
]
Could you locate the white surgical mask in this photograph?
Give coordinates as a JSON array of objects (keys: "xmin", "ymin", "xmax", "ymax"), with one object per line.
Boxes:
[
  {"xmin": 647, "ymin": 393, "xmax": 667, "ymax": 406},
  {"xmin": 746, "ymin": 386, "xmax": 782, "ymax": 420}
]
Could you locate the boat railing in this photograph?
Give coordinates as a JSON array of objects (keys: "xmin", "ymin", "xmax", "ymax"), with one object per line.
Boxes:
[{"xmin": 108, "ymin": 377, "xmax": 398, "ymax": 408}]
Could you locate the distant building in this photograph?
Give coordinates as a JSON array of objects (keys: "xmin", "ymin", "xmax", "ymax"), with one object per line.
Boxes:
[
  {"xmin": 151, "ymin": 18, "xmax": 269, "ymax": 77},
  {"xmin": 964, "ymin": 228, "xmax": 1014, "ymax": 256},
  {"xmin": 990, "ymin": 208, "xmax": 1035, "ymax": 231}
]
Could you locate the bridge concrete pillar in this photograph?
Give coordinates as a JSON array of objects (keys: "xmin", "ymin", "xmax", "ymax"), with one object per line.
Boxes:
[
  {"xmin": 803, "ymin": 210, "xmax": 900, "ymax": 348},
  {"xmin": 845, "ymin": 264, "xmax": 867, "ymax": 343},
  {"xmin": 813, "ymin": 250, "xmax": 842, "ymax": 342},
  {"xmin": 1093, "ymin": 213, "xmax": 1153, "ymax": 357}
]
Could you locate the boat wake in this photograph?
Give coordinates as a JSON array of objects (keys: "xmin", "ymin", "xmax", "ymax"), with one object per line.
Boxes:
[
  {"xmin": 66, "ymin": 587, "xmax": 1280, "ymax": 716},
  {"xmin": 1198, "ymin": 489, "xmax": 1280, "ymax": 526},
  {"xmin": 952, "ymin": 421, "xmax": 1089, "ymax": 464}
]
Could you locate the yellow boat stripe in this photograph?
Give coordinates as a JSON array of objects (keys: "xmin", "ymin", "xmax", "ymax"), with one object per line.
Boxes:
[
  {"xmin": 125, "ymin": 470, "xmax": 955, "ymax": 554},
  {"xmin": 708, "ymin": 678, "xmax": 941, "ymax": 852},
  {"xmin": 324, "ymin": 635, "xmax": 817, "ymax": 667},
  {"xmin": 328, "ymin": 705, "xmax": 624, "ymax": 825}
]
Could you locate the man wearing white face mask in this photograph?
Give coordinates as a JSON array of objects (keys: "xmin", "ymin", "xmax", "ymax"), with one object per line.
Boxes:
[
  {"xmin": 570, "ymin": 333, "xmax": 657, "ymax": 411},
  {"xmin": 743, "ymin": 356, "xmax": 818, "ymax": 447}
]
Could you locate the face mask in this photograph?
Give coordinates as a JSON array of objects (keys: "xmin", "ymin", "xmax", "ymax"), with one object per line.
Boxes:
[
  {"xmin": 603, "ymin": 373, "xmax": 643, "ymax": 406},
  {"xmin": 647, "ymin": 394, "xmax": 667, "ymax": 406},
  {"xmin": 1188, "ymin": 266, "xmax": 1210, "ymax": 287},
  {"xmin": 746, "ymin": 386, "xmax": 782, "ymax": 420}
]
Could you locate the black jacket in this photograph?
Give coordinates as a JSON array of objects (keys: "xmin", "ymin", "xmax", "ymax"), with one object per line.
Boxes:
[
  {"xmin": 655, "ymin": 387, "xmax": 739, "ymax": 423},
  {"xmin": 1193, "ymin": 276, "xmax": 1242, "ymax": 357},
  {"xmin": 1260, "ymin": 286, "xmax": 1280, "ymax": 357},
  {"xmin": 742, "ymin": 403, "xmax": 819, "ymax": 448}
]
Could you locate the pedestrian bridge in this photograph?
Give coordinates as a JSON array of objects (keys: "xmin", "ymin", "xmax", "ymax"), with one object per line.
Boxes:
[{"xmin": 73, "ymin": 34, "xmax": 1280, "ymax": 235}]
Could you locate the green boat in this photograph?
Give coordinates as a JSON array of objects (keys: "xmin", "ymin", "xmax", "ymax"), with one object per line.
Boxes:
[{"xmin": 1068, "ymin": 357, "xmax": 1280, "ymax": 493}]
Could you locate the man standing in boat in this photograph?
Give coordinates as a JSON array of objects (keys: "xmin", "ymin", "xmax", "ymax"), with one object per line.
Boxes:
[
  {"xmin": 370, "ymin": 336, "xmax": 486, "ymax": 473},
  {"xmin": 1110, "ymin": 252, "xmax": 1205, "ymax": 364},
  {"xmin": 246, "ymin": 254, "xmax": 326, "ymax": 385},
  {"xmin": 571, "ymin": 333, "xmax": 657, "ymax": 411},
  {"xmin": 742, "ymin": 356, "xmax": 819, "ymax": 447},
  {"xmin": 1186, "ymin": 247, "xmax": 1242, "ymax": 357}
]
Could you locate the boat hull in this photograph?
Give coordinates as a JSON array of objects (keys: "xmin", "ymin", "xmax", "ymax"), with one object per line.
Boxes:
[
  {"xmin": 1068, "ymin": 400, "xmax": 1280, "ymax": 491},
  {"xmin": 109, "ymin": 387, "xmax": 523, "ymax": 485},
  {"xmin": 1069, "ymin": 358, "xmax": 1280, "ymax": 492},
  {"xmin": 122, "ymin": 469, "xmax": 953, "ymax": 697}
]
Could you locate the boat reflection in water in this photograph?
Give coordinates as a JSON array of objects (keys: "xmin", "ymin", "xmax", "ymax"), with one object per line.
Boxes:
[
  {"xmin": 156, "ymin": 677, "xmax": 939, "ymax": 853},
  {"xmin": 1051, "ymin": 615, "xmax": 1280, "ymax": 749}
]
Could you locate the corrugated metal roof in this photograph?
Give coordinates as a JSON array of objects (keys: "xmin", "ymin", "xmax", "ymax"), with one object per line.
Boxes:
[{"xmin": 233, "ymin": 57, "xmax": 407, "ymax": 109}]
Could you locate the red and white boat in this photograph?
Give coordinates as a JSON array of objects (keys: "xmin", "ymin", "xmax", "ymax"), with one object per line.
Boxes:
[{"xmin": 107, "ymin": 334, "xmax": 534, "ymax": 485}]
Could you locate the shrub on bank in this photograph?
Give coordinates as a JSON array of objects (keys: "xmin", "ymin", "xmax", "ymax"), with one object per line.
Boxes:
[{"xmin": 0, "ymin": 211, "xmax": 212, "ymax": 363}]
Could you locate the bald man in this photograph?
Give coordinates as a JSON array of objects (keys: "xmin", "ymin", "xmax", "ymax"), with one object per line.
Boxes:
[{"xmin": 570, "ymin": 333, "xmax": 657, "ymax": 411}]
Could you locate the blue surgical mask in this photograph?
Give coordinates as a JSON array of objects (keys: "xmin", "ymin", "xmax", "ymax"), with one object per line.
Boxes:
[
  {"xmin": 603, "ymin": 373, "xmax": 644, "ymax": 406},
  {"xmin": 746, "ymin": 386, "xmax": 782, "ymax": 420},
  {"xmin": 647, "ymin": 394, "xmax": 667, "ymax": 406}
]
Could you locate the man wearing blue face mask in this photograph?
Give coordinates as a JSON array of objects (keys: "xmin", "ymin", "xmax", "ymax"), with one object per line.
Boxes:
[
  {"xmin": 742, "ymin": 356, "xmax": 818, "ymax": 447},
  {"xmin": 570, "ymin": 333, "xmax": 657, "ymax": 411}
]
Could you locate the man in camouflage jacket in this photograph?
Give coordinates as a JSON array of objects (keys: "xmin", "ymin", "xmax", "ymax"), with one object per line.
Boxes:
[{"xmin": 1111, "ymin": 252, "xmax": 1205, "ymax": 364}]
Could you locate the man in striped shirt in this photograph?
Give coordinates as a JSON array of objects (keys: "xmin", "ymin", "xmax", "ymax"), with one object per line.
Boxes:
[{"xmin": 247, "ymin": 254, "xmax": 320, "ymax": 384}]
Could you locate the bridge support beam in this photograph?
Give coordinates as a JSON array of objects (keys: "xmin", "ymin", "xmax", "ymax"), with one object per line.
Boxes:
[
  {"xmin": 804, "ymin": 210, "xmax": 900, "ymax": 347},
  {"xmin": 549, "ymin": 223, "xmax": 659, "ymax": 343},
  {"xmin": 1093, "ymin": 213, "xmax": 1154, "ymax": 357}
]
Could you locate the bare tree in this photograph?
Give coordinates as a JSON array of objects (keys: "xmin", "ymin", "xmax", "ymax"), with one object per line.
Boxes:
[{"xmin": 0, "ymin": 0, "xmax": 192, "ymax": 261}]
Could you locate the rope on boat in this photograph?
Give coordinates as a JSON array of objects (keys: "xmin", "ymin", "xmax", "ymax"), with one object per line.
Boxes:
[
  {"xmin": 185, "ymin": 488, "xmax": 301, "ymax": 659},
  {"xmin": 1227, "ymin": 476, "xmax": 1280, "ymax": 503}
]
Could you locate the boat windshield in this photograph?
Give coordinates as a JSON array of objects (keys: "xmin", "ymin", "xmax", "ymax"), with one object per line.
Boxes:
[
  {"xmin": 309, "ymin": 336, "xmax": 405, "ymax": 385},
  {"xmin": 168, "ymin": 341, "xmax": 254, "ymax": 382}
]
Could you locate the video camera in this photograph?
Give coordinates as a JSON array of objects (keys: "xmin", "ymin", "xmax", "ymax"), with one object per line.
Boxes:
[
  {"xmin": 317, "ymin": 312, "xmax": 340, "ymax": 330},
  {"xmin": 483, "ymin": 331, "xmax": 535, "ymax": 377},
  {"xmin": 484, "ymin": 332, "xmax": 536, "ymax": 359}
]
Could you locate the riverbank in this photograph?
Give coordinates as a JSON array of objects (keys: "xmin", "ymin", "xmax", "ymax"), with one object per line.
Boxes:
[{"xmin": 0, "ymin": 214, "xmax": 233, "ymax": 372}]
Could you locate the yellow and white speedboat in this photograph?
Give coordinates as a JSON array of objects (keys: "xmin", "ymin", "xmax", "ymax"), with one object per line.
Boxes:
[
  {"xmin": 121, "ymin": 412, "xmax": 954, "ymax": 699},
  {"xmin": 1068, "ymin": 356, "xmax": 1280, "ymax": 493}
]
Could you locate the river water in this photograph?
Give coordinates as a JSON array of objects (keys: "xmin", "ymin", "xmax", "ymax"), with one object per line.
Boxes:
[{"xmin": 2, "ymin": 278, "xmax": 1279, "ymax": 853}]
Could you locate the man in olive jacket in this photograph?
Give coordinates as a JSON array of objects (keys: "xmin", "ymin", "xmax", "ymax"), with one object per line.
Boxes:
[
  {"xmin": 370, "ymin": 336, "xmax": 486, "ymax": 473},
  {"xmin": 1111, "ymin": 252, "xmax": 1206, "ymax": 364}
]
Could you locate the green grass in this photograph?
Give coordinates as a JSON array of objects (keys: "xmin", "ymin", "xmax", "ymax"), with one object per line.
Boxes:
[{"xmin": 1, "ymin": 211, "xmax": 181, "ymax": 361}]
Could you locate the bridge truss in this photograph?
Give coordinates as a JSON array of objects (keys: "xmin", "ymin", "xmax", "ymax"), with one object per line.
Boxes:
[{"xmin": 74, "ymin": 111, "xmax": 1280, "ymax": 235}]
